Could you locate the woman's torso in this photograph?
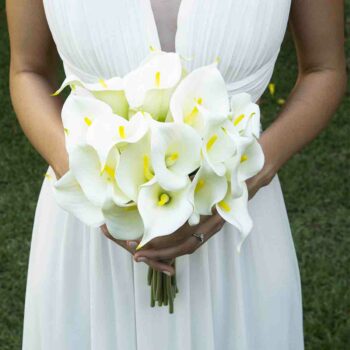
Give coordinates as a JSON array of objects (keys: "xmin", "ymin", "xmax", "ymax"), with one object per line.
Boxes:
[{"xmin": 43, "ymin": 0, "xmax": 291, "ymax": 102}]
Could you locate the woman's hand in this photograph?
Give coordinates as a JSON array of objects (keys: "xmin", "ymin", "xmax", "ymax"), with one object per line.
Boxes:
[
  {"xmin": 99, "ymin": 224, "xmax": 176, "ymax": 275},
  {"xmin": 103, "ymin": 144, "xmax": 274, "ymax": 276},
  {"xmin": 133, "ymin": 170, "xmax": 272, "ymax": 269},
  {"xmin": 133, "ymin": 210, "xmax": 225, "ymax": 272}
]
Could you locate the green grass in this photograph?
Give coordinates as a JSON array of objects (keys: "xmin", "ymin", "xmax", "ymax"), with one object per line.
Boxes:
[{"xmin": 0, "ymin": 2, "xmax": 349, "ymax": 349}]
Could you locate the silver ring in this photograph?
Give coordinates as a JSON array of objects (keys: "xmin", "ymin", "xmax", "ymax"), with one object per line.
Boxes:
[{"xmin": 192, "ymin": 232, "xmax": 205, "ymax": 243}]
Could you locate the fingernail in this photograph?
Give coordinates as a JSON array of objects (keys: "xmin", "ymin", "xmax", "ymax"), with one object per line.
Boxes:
[
  {"xmin": 136, "ymin": 257, "xmax": 147, "ymax": 263},
  {"xmin": 162, "ymin": 271, "xmax": 172, "ymax": 276},
  {"xmin": 127, "ymin": 241, "xmax": 138, "ymax": 249}
]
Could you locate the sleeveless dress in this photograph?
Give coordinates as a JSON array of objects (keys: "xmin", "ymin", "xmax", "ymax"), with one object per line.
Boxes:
[{"xmin": 22, "ymin": 1, "xmax": 304, "ymax": 349}]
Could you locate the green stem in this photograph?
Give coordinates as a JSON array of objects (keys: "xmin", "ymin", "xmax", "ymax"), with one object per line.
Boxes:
[
  {"xmin": 151, "ymin": 269, "xmax": 157, "ymax": 300},
  {"xmin": 150, "ymin": 279, "xmax": 155, "ymax": 307},
  {"xmin": 147, "ymin": 267, "xmax": 153, "ymax": 286},
  {"xmin": 166, "ymin": 275, "xmax": 174, "ymax": 314},
  {"xmin": 156, "ymin": 270, "xmax": 163, "ymax": 304},
  {"xmin": 147, "ymin": 261, "xmax": 178, "ymax": 313},
  {"xmin": 163, "ymin": 274, "xmax": 168, "ymax": 306}
]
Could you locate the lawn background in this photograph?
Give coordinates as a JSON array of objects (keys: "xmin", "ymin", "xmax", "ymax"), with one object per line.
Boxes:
[{"xmin": 0, "ymin": 2, "xmax": 349, "ymax": 349}]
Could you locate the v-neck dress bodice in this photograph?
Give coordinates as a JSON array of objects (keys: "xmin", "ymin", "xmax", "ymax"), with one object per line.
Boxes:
[
  {"xmin": 22, "ymin": 2, "xmax": 304, "ymax": 350},
  {"xmin": 43, "ymin": 0, "xmax": 291, "ymax": 102}
]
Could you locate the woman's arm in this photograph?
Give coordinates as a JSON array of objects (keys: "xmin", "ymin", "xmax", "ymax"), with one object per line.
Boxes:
[
  {"xmin": 248, "ymin": 0, "xmax": 347, "ymax": 197},
  {"xmin": 7, "ymin": 0, "xmax": 68, "ymax": 179},
  {"xmin": 6, "ymin": 0, "xmax": 171, "ymax": 273},
  {"xmin": 133, "ymin": 0, "xmax": 347, "ymax": 266}
]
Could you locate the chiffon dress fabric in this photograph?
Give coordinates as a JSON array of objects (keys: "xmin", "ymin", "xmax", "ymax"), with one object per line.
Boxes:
[{"xmin": 22, "ymin": 1, "xmax": 304, "ymax": 349}]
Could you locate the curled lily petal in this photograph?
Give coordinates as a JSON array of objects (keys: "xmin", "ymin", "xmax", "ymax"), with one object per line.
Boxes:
[
  {"xmin": 170, "ymin": 62, "xmax": 229, "ymax": 136},
  {"xmin": 150, "ymin": 121, "xmax": 201, "ymax": 191},
  {"xmin": 225, "ymin": 134, "xmax": 265, "ymax": 197},
  {"xmin": 86, "ymin": 77, "xmax": 129, "ymax": 118},
  {"xmin": 102, "ymin": 199, "xmax": 144, "ymax": 241},
  {"xmin": 225, "ymin": 155, "xmax": 244, "ymax": 199},
  {"xmin": 62, "ymin": 94, "xmax": 113, "ymax": 153},
  {"xmin": 237, "ymin": 137, "xmax": 265, "ymax": 182},
  {"xmin": 230, "ymin": 93, "xmax": 261, "ymax": 138},
  {"xmin": 124, "ymin": 52, "xmax": 182, "ymax": 121},
  {"xmin": 54, "ymin": 75, "xmax": 129, "ymax": 118},
  {"xmin": 116, "ymin": 133, "xmax": 153, "ymax": 202},
  {"xmin": 189, "ymin": 160, "xmax": 228, "ymax": 216},
  {"xmin": 188, "ymin": 212, "xmax": 200, "ymax": 226},
  {"xmin": 114, "ymin": 111, "xmax": 149, "ymax": 145},
  {"xmin": 216, "ymin": 182, "xmax": 253, "ymax": 253},
  {"xmin": 53, "ymin": 170, "xmax": 104, "ymax": 227},
  {"xmin": 51, "ymin": 74, "xmax": 84, "ymax": 96},
  {"xmin": 69, "ymin": 144, "xmax": 128, "ymax": 207},
  {"xmin": 202, "ymin": 125, "xmax": 236, "ymax": 176},
  {"xmin": 137, "ymin": 179, "xmax": 193, "ymax": 248},
  {"xmin": 86, "ymin": 111, "xmax": 148, "ymax": 169}
]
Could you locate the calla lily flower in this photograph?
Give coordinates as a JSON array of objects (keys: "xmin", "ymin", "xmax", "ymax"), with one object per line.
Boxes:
[
  {"xmin": 150, "ymin": 120, "xmax": 201, "ymax": 191},
  {"xmin": 53, "ymin": 74, "xmax": 129, "ymax": 118},
  {"xmin": 86, "ymin": 111, "xmax": 149, "ymax": 169},
  {"xmin": 115, "ymin": 133, "xmax": 153, "ymax": 202},
  {"xmin": 123, "ymin": 52, "xmax": 182, "ymax": 121},
  {"xmin": 137, "ymin": 179, "xmax": 193, "ymax": 248},
  {"xmin": 61, "ymin": 94, "xmax": 114, "ymax": 153},
  {"xmin": 170, "ymin": 62, "xmax": 229, "ymax": 136},
  {"xmin": 229, "ymin": 93, "xmax": 261, "ymax": 138},
  {"xmin": 225, "ymin": 134, "xmax": 265, "ymax": 198},
  {"xmin": 69, "ymin": 144, "xmax": 130, "ymax": 207},
  {"xmin": 201, "ymin": 123, "xmax": 236, "ymax": 176},
  {"xmin": 102, "ymin": 199, "xmax": 144, "ymax": 241},
  {"xmin": 188, "ymin": 159, "xmax": 228, "ymax": 225},
  {"xmin": 216, "ymin": 182, "xmax": 253, "ymax": 253},
  {"xmin": 53, "ymin": 170, "xmax": 104, "ymax": 227}
]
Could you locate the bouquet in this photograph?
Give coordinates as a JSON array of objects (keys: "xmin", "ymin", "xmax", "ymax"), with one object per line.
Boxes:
[{"xmin": 51, "ymin": 51, "xmax": 265, "ymax": 313}]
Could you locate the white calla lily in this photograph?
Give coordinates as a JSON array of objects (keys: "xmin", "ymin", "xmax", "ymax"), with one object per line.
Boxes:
[
  {"xmin": 137, "ymin": 179, "xmax": 193, "ymax": 248},
  {"xmin": 188, "ymin": 160, "xmax": 227, "ymax": 224},
  {"xmin": 115, "ymin": 133, "xmax": 153, "ymax": 202},
  {"xmin": 201, "ymin": 124, "xmax": 236, "ymax": 176},
  {"xmin": 61, "ymin": 94, "xmax": 113, "ymax": 153},
  {"xmin": 124, "ymin": 52, "xmax": 182, "ymax": 121},
  {"xmin": 236, "ymin": 137, "xmax": 265, "ymax": 181},
  {"xmin": 225, "ymin": 135, "xmax": 265, "ymax": 198},
  {"xmin": 53, "ymin": 170, "xmax": 104, "ymax": 227},
  {"xmin": 53, "ymin": 74, "xmax": 129, "ymax": 118},
  {"xmin": 86, "ymin": 111, "xmax": 148, "ymax": 168},
  {"xmin": 69, "ymin": 144, "xmax": 129, "ymax": 207},
  {"xmin": 230, "ymin": 92, "xmax": 261, "ymax": 138},
  {"xmin": 150, "ymin": 121, "xmax": 201, "ymax": 191},
  {"xmin": 102, "ymin": 199, "xmax": 144, "ymax": 241},
  {"xmin": 216, "ymin": 182, "xmax": 253, "ymax": 253},
  {"xmin": 170, "ymin": 62, "xmax": 229, "ymax": 136}
]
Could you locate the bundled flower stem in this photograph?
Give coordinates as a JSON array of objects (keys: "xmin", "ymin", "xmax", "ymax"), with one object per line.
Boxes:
[{"xmin": 147, "ymin": 261, "xmax": 178, "ymax": 313}]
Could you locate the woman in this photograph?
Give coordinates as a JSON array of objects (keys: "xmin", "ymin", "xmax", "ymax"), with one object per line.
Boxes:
[{"xmin": 7, "ymin": 0, "xmax": 346, "ymax": 349}]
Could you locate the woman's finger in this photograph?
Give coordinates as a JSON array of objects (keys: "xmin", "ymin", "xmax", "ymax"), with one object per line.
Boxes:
[
  {"xmin": 125, "ymin": 240, "xmax": 140, "ymax": 253},
  {"xmin": 134, "ymin": 237, "xmax": 202, "ymax": 261},
  {"xmin": 135, "ymin": 257, "xmax": 175, "ymax": 276},
  {"xmin": 99, "ymin": 226, "xmax": 174, "ymax": 272}
]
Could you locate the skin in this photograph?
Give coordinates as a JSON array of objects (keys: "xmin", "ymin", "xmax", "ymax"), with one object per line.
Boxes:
[{"xmin": 7, "ymin": 0, "xmax": 347, "ymax": 276}]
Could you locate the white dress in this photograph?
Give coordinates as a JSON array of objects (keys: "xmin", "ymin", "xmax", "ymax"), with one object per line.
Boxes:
[{"xmin": 22, "ymin": 1, "xmax": 304, "ymax": 349}]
